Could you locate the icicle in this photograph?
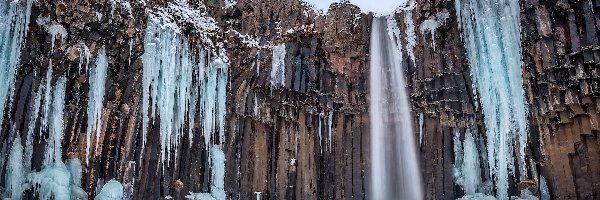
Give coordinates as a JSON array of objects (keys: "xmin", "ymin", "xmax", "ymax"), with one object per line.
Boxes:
[
  {"xmin": 142, "ymin": 19, "xmax": 228, "ymax": 166},
  {"xmin": 456, "ymin": 0, "xmax": 528, "ymax": 199},
  {"xmin": 539, "ymin": 176, "xmax": 550, "ymax": 200},
  {"xmin": 78, "ymin": 42, "xmax": 91, "ymax": 74},
  {"xmin": 47, "ymin": 24, "xmax": 67, "ymax": 52},
  {"xmin": 454, "ymin": 128, "xmax": 482, "ymax": 195},
  {"xmin": 317, "ymin": 114, "xmax": 322, "ymax": 153},
  {"xmin": 40, "ymin": 61, "xmax": 54, "ymax": 138},
  {"xmin": 6, "ymin": 136, "xmax": 26, "ymax": 200},
  {"xmin": 128, "ymin": 39, "xmax": 133, "ymax": 66},
  {"xmin": 95, "ymin": 179, "xmax": 125, "ymax": 200},
  {"xmin": 86, "ymin": 47, "xmax": 108, "ymax": 164},
  {"xmin": 419, "ymin": 19, "xmax": 439, "ymax": 51},
  {"xmin": 404, "ymin": 10, "xmax": 417, "ymax": 66},
  {"xmin": 0, "ymin": 0, "xmax": 34, "ymax": 136},
  {"xmin": 43, "ymin": 76, "xmax": 67, "ymax": 166},
  {"xmin": 25, "ymin": 84, "xmax": 43, "ymax": 171},
  {"xmin": 418, "ymin": 112, "xmax": 424, "ymax": 147},
  {"xmin": 269, "ymin": 44, "xmax": 286, "ymax": 87},
  {"xmin": 327, "ymin": 111, "xmax": 333, "ymax": 150},
  {"xmin": 209, "ymin": 146, "xmax": 226, "ymax": 200},
  {"xmin": 142, "ymin": 19, "xmax": 194, "ymax": 164}
]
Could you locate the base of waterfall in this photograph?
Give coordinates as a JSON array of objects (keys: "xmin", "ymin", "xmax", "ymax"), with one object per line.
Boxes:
[{"xmin": 458, "ymin": 190, "xmax": 539, "ymax": 200}]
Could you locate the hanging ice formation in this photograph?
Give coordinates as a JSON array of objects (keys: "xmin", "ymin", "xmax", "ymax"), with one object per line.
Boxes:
[
  {"xmin": 0, "ymin": 0, "xmax": 33, "ymax": 135},
  {"xmin": 453, "ymin": 128, "xmax": 482, "ymax": 195},
  {"xmin": 26, "ymin": 76, "xmax": 88, "ymax": 200},
  {"xmin": 86, "ymin": 47, "xmax": 109, "ymax": 164},
  {"xmin": 143, "ymin": 15, "xmax": 229, "ymax": 199},
  {"xmin": 5, "ymin": 136, "xmax": 26, "ymax": 199},
  {"xmin": 369, "ymin": 15, "xmax": 423, "ymax": 200},
  {"xmin": 269, "ymin": 44, "xmax": 286, "ymax": 87},
  {"xmin": 43, "ymin": 76, "xmax": 67, "ymax": 166},
  {"xmin": 142, "ymin": 18, "xmax": 196, "ymax": 164},
  {"xmin": 456, "ymin": 0, "xmax": 528, "ymax": 199}
]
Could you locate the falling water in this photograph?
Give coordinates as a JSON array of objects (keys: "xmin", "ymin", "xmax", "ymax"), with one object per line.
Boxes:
[{"xmin": 369, "ymin": 16, "xmax": 423, "ymax": 200}]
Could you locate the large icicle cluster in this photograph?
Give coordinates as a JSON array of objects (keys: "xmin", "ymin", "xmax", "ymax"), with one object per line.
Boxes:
[
  {"xmin": 142, "ymin": 18, "xmax": 196, "ymax": 163},
  {"xmin": 86, "ymin": 47, "xmax": 109, "ymax": 164},
  {"xmin": 0, "ymin": 0, "xmax": 33, "ymax": 135},
  {"xmin": 143, "ymin": 15, "xmax": 229, "ymax": 199},
  {"xmin": 456, "ymin": 0, "xmax": 528, "ymax": 199}
]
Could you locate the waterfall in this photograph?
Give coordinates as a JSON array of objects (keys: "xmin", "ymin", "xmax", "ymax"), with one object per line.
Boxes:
[
  {"xmin": 369, "ymin": 16, "xmax": 423, "ymax": 200},
  {"xmin": 456, "ymin": 0, "xmax": 528, "ymax": 199}
]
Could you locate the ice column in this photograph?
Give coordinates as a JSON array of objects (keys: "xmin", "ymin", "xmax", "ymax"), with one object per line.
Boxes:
[
  {"xmin": 453, "ymin": 128, "xmax": 482, "ymax": 195},
  {"xmin": 86, "ymin": 47, "xmax": 109, "ymax": 164},
  {"xmin": 6, "ymin": 136, "xmax": 26, "ymax": 199},
  {"xmin": 43, "ymin": 76, "xmax": 67, "ymax": 166},
  {"xmin": 0, "ymin": 0, "xmax": 34, "ymax": 134},
  {"xmin": 456, "ymin": 0, "xmax": 528, "ymax": 199}
]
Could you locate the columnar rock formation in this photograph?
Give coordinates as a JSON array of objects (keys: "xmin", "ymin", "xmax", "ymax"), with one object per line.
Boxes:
[{"xmin": 0, "ymin": 0, "xmax": 598, "ymax": 199}]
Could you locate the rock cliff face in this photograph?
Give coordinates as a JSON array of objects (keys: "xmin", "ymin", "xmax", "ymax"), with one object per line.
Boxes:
[
  {"xmin": 522, "ymin": 0, "xmax": 600, "ymax": 199},
  {"xmin": 0, "ymin": 0, "xmax": 598, "ymax": 199}
]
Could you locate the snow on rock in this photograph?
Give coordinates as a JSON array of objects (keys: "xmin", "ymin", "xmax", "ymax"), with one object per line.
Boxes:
[
  {"xmin": 224, "ymin": 0, "xmax": 237, "ymax": 9},
  {"xmin": 95, "ymin": 179, "xmax": 124, "ymax": 200},
  {"xmin": 418, "ymin": 9, "xmax": 449, "ymax": 51},
  {"xmin": 403, "ymin": 10, "xmax": 417, "ymax": 65},
  {"xmin": 150, "ymin": 0, "xmax": 219, "ymax": 46}
]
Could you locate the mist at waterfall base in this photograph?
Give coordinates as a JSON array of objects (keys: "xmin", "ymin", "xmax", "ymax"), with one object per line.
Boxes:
[{"xmin": 369, "ymin": 16, "xmax": 423, "ymax": 200}]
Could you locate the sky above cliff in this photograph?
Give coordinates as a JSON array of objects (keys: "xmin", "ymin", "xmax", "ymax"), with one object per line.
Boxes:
[{"xmin": 305, "ymin": 0, "xmax": 408, "ymax": 14}]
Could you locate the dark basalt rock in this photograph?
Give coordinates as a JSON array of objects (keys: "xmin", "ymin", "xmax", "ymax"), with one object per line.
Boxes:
[{"xmin": 0, "ymin": 0, "xmax": 598, "ymax": 199}]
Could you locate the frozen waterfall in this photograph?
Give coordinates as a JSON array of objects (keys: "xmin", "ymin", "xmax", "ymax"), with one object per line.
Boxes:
[
  {"xmin": 0, "ymin": 0, "xmax": 33, "ymax": 135},
  {"xmin": 456, "ymin": 0, "xmax": 528, "ymax": 199},
  {"xmin": 369, "ymin": 16, "xmax": 423, "ymax": 200},
  {"xmin": 142, "ymin": 15, "xmax": 229, "ymax": 199}
]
